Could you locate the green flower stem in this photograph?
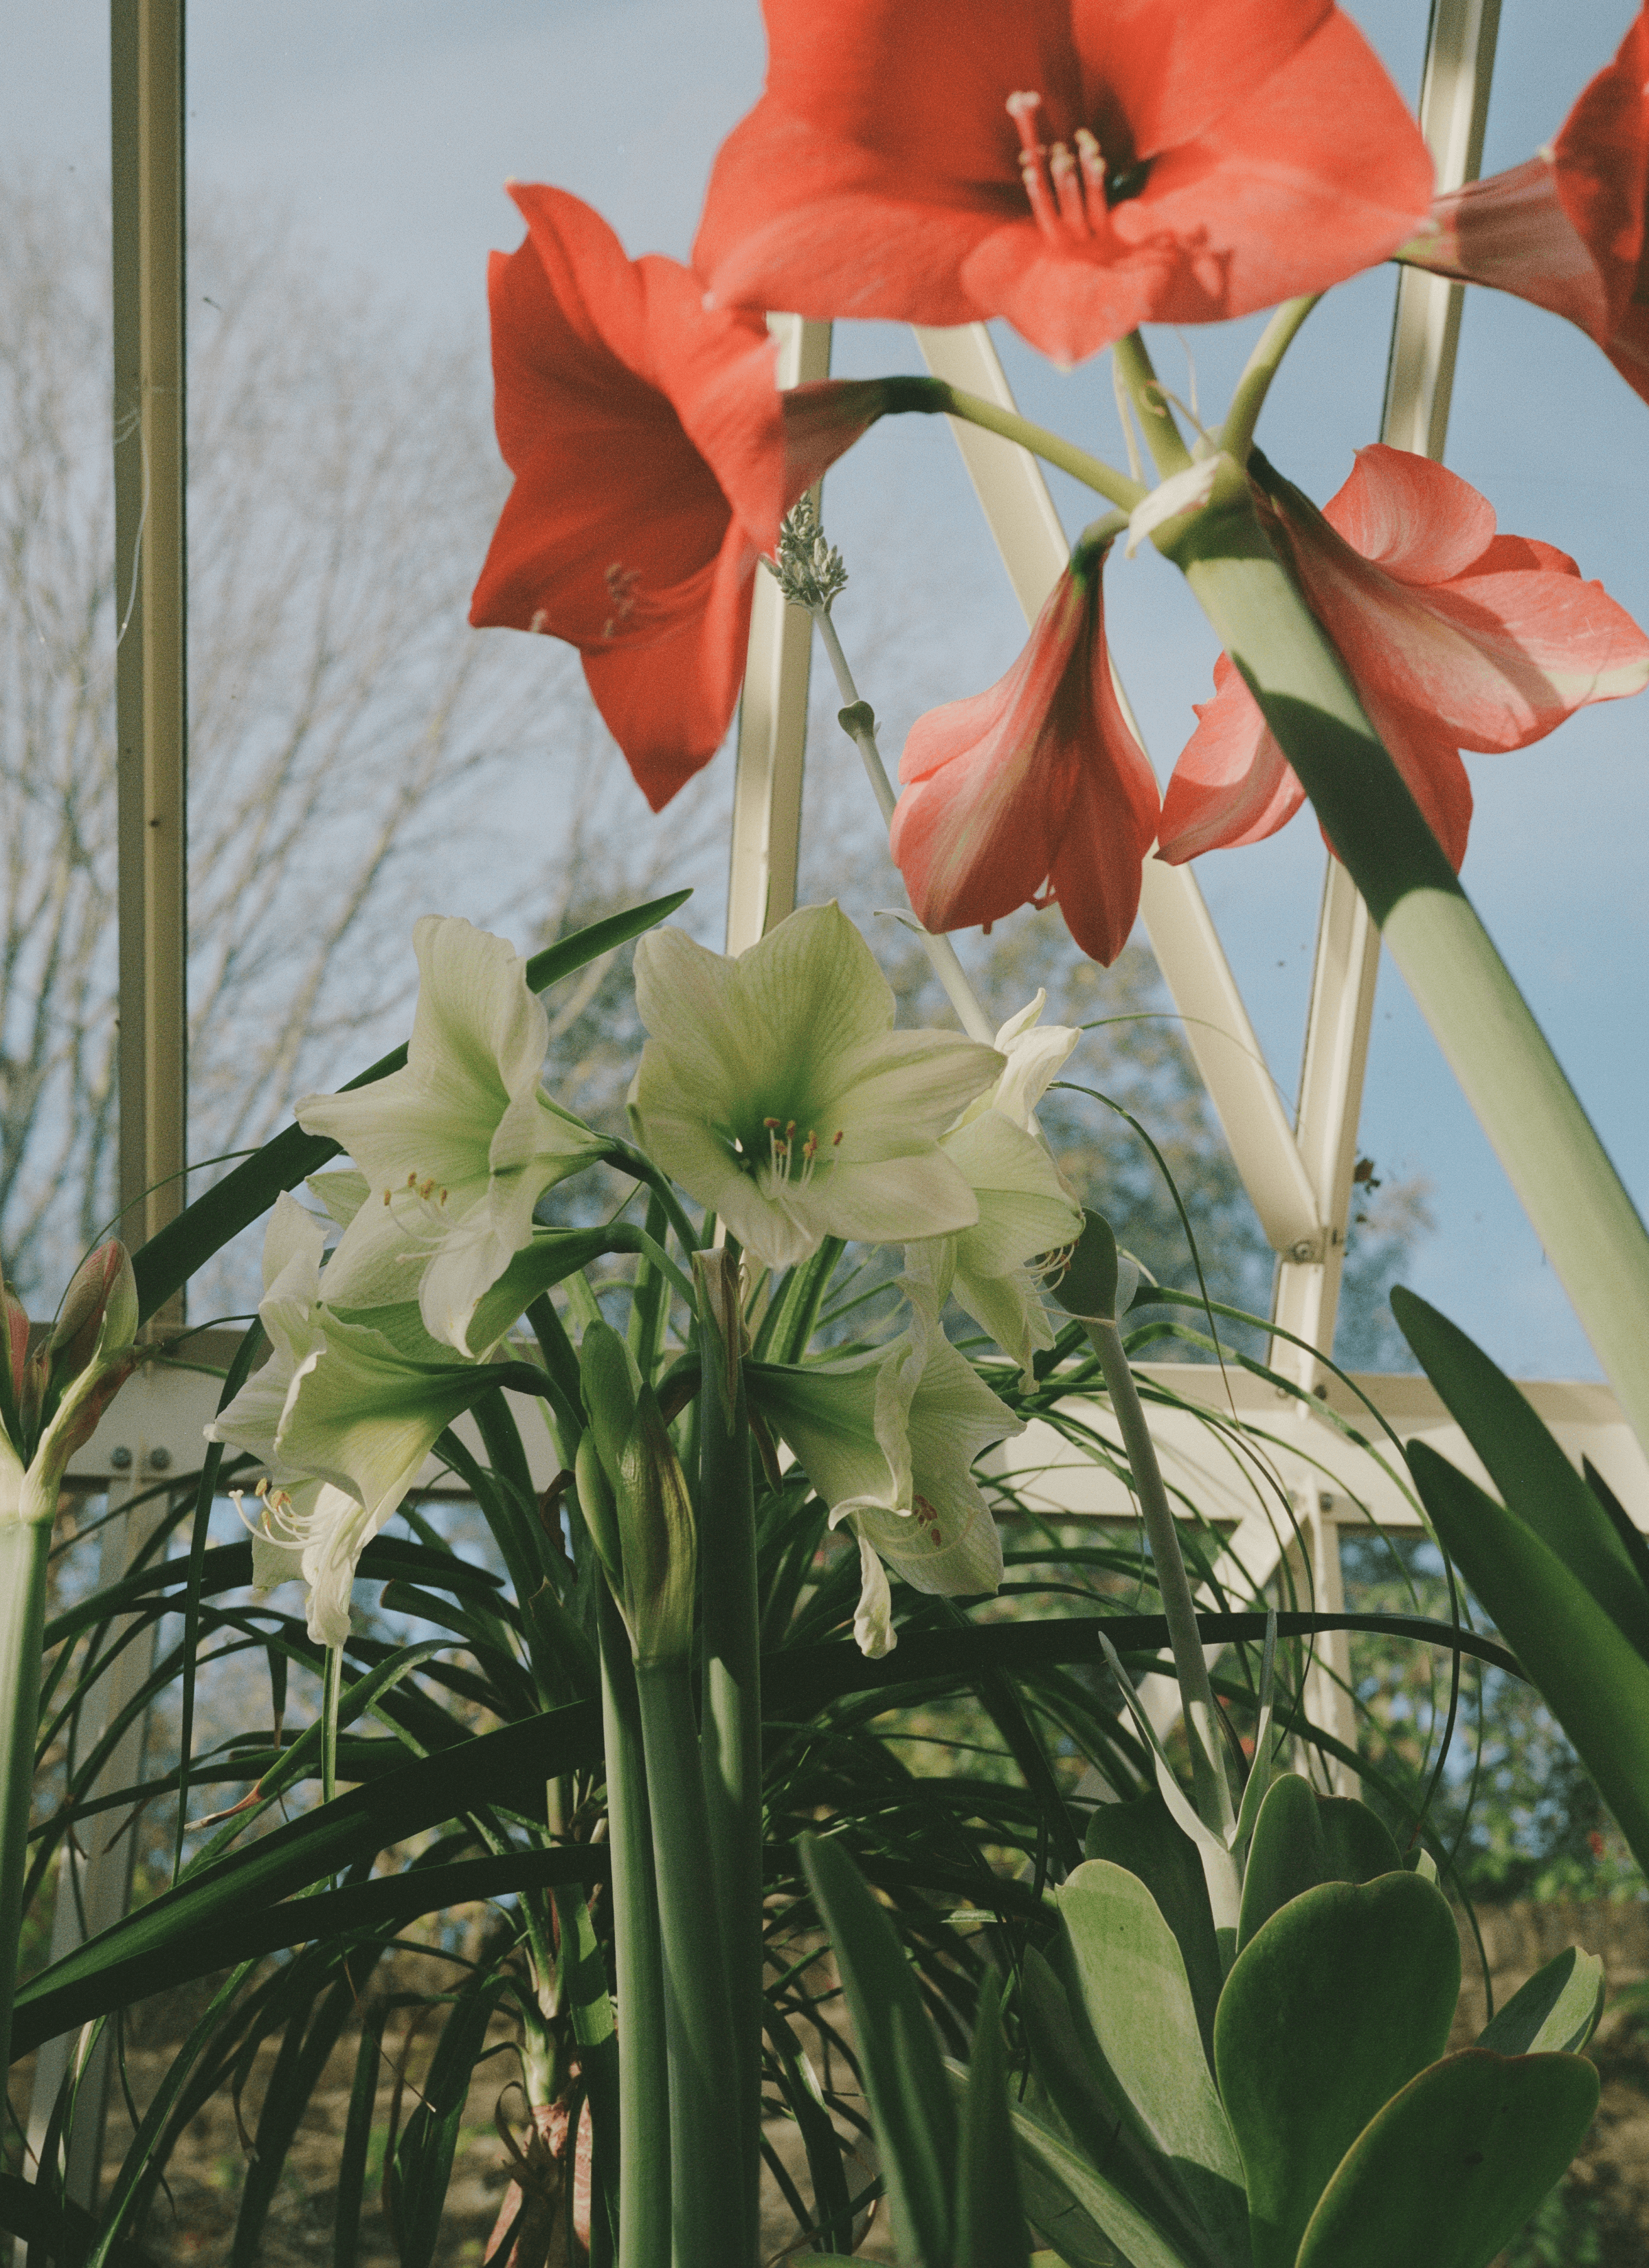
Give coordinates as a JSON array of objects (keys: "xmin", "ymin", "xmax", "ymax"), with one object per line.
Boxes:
[
  {"xmin": 696, "ymin": 1337, "xmax": 763, "ymax": 2258},
  {"xmin": 884, "ymin": 375, "xmax": 1145, "ymax": 509},
  {"xmin": 1220, "ymin": 295, "xmax": 1321, "ymax": 466},
  {"xmin": 598, "ymin": 1579, "xmax": 671, "ymax": 2268},
  {"xmin": 634, "ymin": 1652, "xmax": 749, "ymax": 2268},
  {"xmin": 813, "ymin": 609, "xmax": 998, "ymax": 1048},
  {"xmin": 1164, "ymin": 479, "xmax": 1649, "ymax": 1463},
  {"xmin": 1085, "ymin": 1319, "xmax": 1235, "ymax": 1841},
  {"xmin": 1112, "ymin": 330, "xmax": 1195, "ymax": 478},
  {"xmin": 601, "ymin": 1135, "xmax": 704, "ymax": 1258},
  {"xmin": 0, "ymin": 1517, "xmax": 51, "ymax": 2078}
]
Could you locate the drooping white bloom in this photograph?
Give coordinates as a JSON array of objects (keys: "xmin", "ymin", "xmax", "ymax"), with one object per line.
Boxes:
[
  {"xmin": 910, "ymin": 992, "xmax": 1082, "ymax": 1386},
  {"xmin": 207, "ymin": 1194, "xmax": 489, "ymax": 1647},
  {"xmin": 630, "ymin": 902, "xmax": 1002, "ymax": 1271},
  {"xmin": 298, "ymin": 918, "xmax": 605, "ymax": 1354},
  {"xmin": 750, "ymin": 1300, "xmax": 1024, "ymax": 1658}
]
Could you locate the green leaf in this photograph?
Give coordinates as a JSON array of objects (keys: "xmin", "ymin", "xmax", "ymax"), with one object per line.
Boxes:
[
  {"xmin": 12, "ymin": 1709, "xmax": 601, "ymax": 2052},
  {"xmin": 955, "ymin": 1970, "xmax": 1032, "ymax": 2268},
  {"xmin": 1477, "ymin": 1946, "xmax": 1605, "ymax": 2058},
  {"xmin": 1055, "ymin": 1862, "xmax": 1247, "ymax": 2261},
  {"xmin": 800, "ymin": 1830, "xmax": 956, "ymax": 2268},
  {"xmin": 388, "ymin": 1970, "xmax": 510, "ymax": 2268},
  {"xmin": 1009, "ymin": 2101, "xmax": 1197, "ymax": 2268},
  {"xmin": 1020, "ymin": 1948, "xmax": 1199, "ymax": 2256},
  {"xmin": 1084, "ymin": 1791, "xmax": 1222, "ymax": 2069},
  {"xmin": 1213, "ymin": 1873, "xmax": 1460, "ymax": 2268},
  {"xmin": 1391, "ymin": 1287, "xmax": 1649, "ymax": 1656},
  {"xmin": 1236, "ymin": 1772, "xmax": 1400, "ymax": 1951},
  {"xmin": 1294, "ymin": 2048, "xmax": 1599, "ymax": 2268},
  {"xmin": 131, "ymin": 888, "xmax": 690, "ymax": 1318},
  {"xmin": 1409, "ymin": 1440, "xmax": 1649, "ymax": 1874}
]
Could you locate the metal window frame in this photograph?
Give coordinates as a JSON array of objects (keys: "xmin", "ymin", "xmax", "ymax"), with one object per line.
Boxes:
[{"xmin": 26, "ymin": 0, "xmax": 1640, "ymax": 2209}]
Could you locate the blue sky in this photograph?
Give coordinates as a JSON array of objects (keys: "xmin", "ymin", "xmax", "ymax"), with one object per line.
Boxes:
[{"xmin": 5, "ymin": 0, "xmax": 1648, "ymax": 1379}]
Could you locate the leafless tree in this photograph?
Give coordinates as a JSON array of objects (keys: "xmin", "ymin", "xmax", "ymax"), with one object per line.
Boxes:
[{"xmin": 0, "ymin": 171, "xmax": 726, "ymax": 1307}]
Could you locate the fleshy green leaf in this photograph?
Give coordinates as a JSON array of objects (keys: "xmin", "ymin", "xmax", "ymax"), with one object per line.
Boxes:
[
  {"xmin": 1020, "ymin": 1948, "xmax": 1198, "ymax": 2255},
  {"xmin": 1409, "ymin": 1440, "xmax": 1649, "ymax": 1874},
  {"xmin": 1236, "ymin": 1772, "xmax": 1400, "ymax": 1951},
  {"xmin": 1391, "ymin": 1287, "xmax": 1649, "ymax": 1656},
  {"xmin": 1477, "ymin": 1946, "xmax": 1604, "ymax": 2058},
  {"xmin": 1294, "ymin": 2049, "xmax": 1599, "ymax": 2268},
  {"xmin": 1009, "ymin": 2100, "xmax": 1194, "ymax": 2268},
  {"xmin": 1214, "ymin": 1873, "xmax": 1460, "ymax": 2268},
  {"xmin": 1055, "ymin": 1862, "xmax": 1248, "ymax": 2260},
  {"xmin": 1084, "ymin": 1792, "xmax": 1221, "ymax": 2070}
]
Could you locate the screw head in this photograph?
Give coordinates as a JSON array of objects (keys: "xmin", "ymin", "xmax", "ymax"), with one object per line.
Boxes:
[
  {"xmin": 147, "ymin": 1446, "xmax": 172, "ymax": 1472},
  {"xmin": 109, "ymin": 1445, "xmax": 133, "ymax": 1471}
]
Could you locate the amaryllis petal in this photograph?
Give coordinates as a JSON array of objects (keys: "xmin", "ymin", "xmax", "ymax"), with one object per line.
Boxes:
[
  {"xmin": 631, "ymin": 904, "xmax": 1001, "ymax": 1274},
  {"xmin": 1160, "ymin": 445, "xmax": 1649, "ymax": 870},
  {"xmin": 1404, "ymin": 8, "xmax": 1649, "ymax": 405},
  {"xmin": 1156, "ymin": 656, "xmax": 1307, "ymax": 863},
  {"xmin": 470, "ymin": 184, "xmax": 890, "ymax": 808},
  {"xmin": 695, "ymin": 0, "xmax": 1432, "ymax": 365},
  {"xmin": 890, "ymin": 540, "xmax": 1158, "ymax": 965}
]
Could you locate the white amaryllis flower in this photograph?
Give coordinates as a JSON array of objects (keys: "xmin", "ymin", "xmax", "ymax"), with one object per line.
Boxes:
[
  {"xmin": 750, "ymin": 1301, "xmax": 1024, "ymax": 1658},
  {"xmin": 909, "ymin": 993, "xmax": 1082, "ymax": 1386},
  {"xmin": 298, "ymin": 917, "xmax": 605, "ymax": 1354},
  {"xmin": 630, "ymin": 902, "xmax": 1002, "ymax": 1271},
  {"xmin": 207, "ymin": 1194, "xmax": 489, "ymax": 1647}
]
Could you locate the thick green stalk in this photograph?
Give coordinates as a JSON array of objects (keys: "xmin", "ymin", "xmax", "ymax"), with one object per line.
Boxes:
[
  {"xmin": 1167, "ymin": 483, "xmax": 1649, "ymax": 1460},
  {"xmin": 634, "ymin": 1654, "xmax": 748, "ymax": 2268},
  {"xmin": 882, "ymin": 375, "xmax": 1144, "ymax": 509},
  {"xmin": 1112, "ymin": 331, "xmax": 1193, "ymax": 476},
  {"xmin": 1086, "ymin": 1322, "xmax": 1235, "ymax": 1840},
  {"xmin": 598, "ymin": 1582, "xmax": 670, "ymax": 2268},
  {"xmin": 0, "ymin": 1519, "xmax": 51, "ymax": 2078},
  {"xmin": 1219, "ymin": 295, "xmax": 1321, "ymax": 464},
  {"xmin": 697, "ymin": 1334, "xmax": 763, "ymax": 2253}
]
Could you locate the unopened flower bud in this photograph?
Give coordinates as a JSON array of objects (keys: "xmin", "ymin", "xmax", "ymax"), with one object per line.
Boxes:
[
  {"xmin": 1046, "ymin": 1209, "xmax": 1140, "ymax": 1325},
  {"xmin": 49, "ymin": 1243, "xmax": 138, "ymax": 1386}
]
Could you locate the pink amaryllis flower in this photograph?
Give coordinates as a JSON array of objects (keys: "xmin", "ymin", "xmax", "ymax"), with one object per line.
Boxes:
[
  {"xmin": 693, "ymin": 0, "xmax": 1433, "ymax": 367},
  {"xmin": 1157, "ymin": 444, "xmax": 1649, "ymax": 870},
  {"xmin": 888, "ymin": 535, "xmax": 1159, "ymax": 965},
  {"xmin": 470, "ymin": 184, "xmax": 891, "ymax": 811},
  {"xmin": 1402, "ymin": 6, "xmax": 1649, "ymax": 405}
]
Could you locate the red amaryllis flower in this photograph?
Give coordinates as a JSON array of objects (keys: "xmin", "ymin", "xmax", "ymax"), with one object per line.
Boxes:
[
  {"xmin": 1405, "ymin": 7, "xmax": 1649, "ymax": 405},
  {"xmin": 692, "ymin": 0, "xmax": 1434, "ymax": 367},
  {"xmin": 470, "ymin": 184, "xmax": 890, "ymax": 811},
  {"xmin": 888, "ymin": 539, "xmax": 1159, "ymax": 964},
  {"xmin": 1158, "ymin": 444, "xmax": 1649, "ymax": 870}
]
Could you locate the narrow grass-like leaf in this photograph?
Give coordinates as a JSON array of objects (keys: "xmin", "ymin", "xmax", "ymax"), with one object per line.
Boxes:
[
  {"xmin": 800, "ymin": 1830, "xmax": 956, "ymax": 2267},
  {"xmin": 954, "ymin": 1970, "xmax": 1031, "ymax": 2268}
]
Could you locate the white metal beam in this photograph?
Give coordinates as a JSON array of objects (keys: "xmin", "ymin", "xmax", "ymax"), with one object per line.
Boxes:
[
  {"xmin": 724, "ymin": 317, "xmax": 831, "ymax": 955},
  {"xmin": 912, "ymin": 321, "xmax": 1321, "ymax": 1259}
]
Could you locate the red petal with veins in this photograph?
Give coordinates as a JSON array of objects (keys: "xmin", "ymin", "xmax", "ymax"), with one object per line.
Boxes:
[
  {"xmin": 1160, "ymin": 445, "xmax": 1648, "ymax": 871},
  {"xmin": 890, "ymin": 550, "xmax": 1158, "ymax": 965},
  {"xmin": 695, "ymin": 0, "xmax": 1431, "ymax": 364},
  {"xmin": 471, "ymin": 184, "xmax": 885, "ymax": 808},
  {"xmin": 1412, "ymin": 10, "xmax": 1649, "ymax": 403}
]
